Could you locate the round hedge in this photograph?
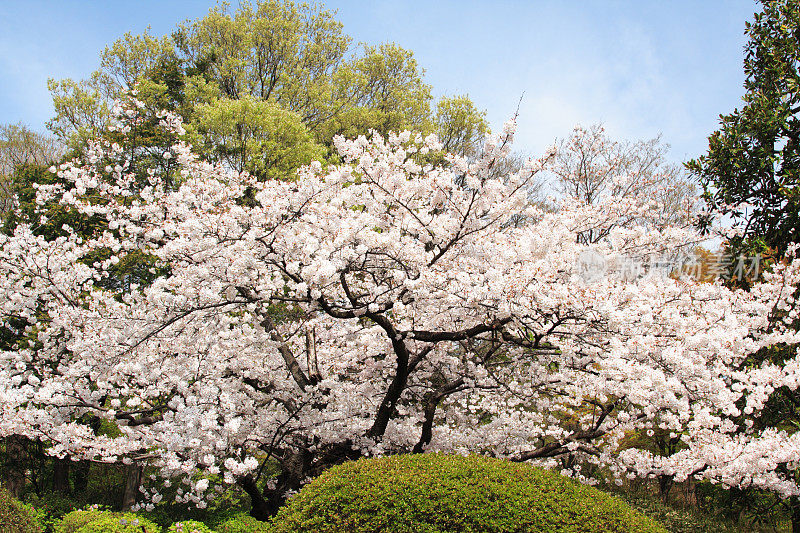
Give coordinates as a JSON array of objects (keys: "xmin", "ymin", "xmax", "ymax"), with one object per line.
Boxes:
[
  {"xmin": 269, "ymin": 454, "xmax": 667, "ymax": 533},
  {"xmin": 0, "ymin": 489, "xmax": 44, "ymax": 533},
  {"xmin": 216, "ymin": 512, "xmax": 270, "ymax": 533},
  {"xmin": 167, "ymin": 519, "xmax": 217, "ymax": 533},
  {"xmin": 55, "ymin": 510, "xmax": 114, "ymax": 533},
  {"xmin": 74, "ymin": 512, "xmax": 160, "ymax": 533}
]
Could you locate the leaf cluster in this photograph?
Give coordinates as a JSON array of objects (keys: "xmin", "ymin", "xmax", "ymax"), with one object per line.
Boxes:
[{"xmin": 269, "ymin": 454, "xmax": 667, "ymax": 533}]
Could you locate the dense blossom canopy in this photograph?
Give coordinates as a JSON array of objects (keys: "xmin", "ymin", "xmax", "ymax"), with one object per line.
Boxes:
[{"xmin": 2, "ymin": 100, "xmax": 800, "ymax": 511}]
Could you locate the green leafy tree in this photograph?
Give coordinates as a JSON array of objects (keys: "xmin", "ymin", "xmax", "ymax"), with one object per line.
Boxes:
[
  {"xmin": 194, "ymin": 96, "xmax": 326, "ymax": 180},
  {"xmin": 47, "ymin": 75, "xmax": 113, "ymax": 151},
  {"xmin": 688, "ymin": 0, "xmax": 800, "ymax": 259},
  {"xmin": 47, "ymin": 0, "xmax": 484, "ymax": 179},
  {"xmin": 317, "ymin": 43, "xmax": 433, "ymax": 141},
  {"xmin": 434, "ymin": 95, "xmax": 489, "ymax": 156},
  {"xmin": 173, "ymin": 0, "xmax": 350, "ymax": 105}
]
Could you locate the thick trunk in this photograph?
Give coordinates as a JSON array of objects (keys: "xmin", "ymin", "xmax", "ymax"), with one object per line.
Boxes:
[
  {"xmin": 238, "ymin": 475, "xmax": 272, "ymax": 521},
  {"xmin": 792, "ymin": 496, "xmax": 800, "ymax": 533},
  {"xmin": 413, "ymin": 396, "xmax": 438, "ymax": 454},
  {"xmin": 657, "ymin": 474, "xmax": 673, "ymax": 504},
  {"xmin": 366, "ymin": 322, "xmax": 410, "ymax": 439},
  {"xmin": 240, "ymin": 444, "xmax": 362, "ymax": 520},
  {"xmin": 121, "ymin": 463, "xmax": 142, "ymax": 511},
  {"xmin": 238, "ymin": 450, "xmax": 313, "ymax": 520},
  {"xmin": 413, "ymin": 378, "xmax": 465, "ymax": 454},
  {"xmin": 53, "ymin": 457, "xmax": 70, "ymax": 494},
  {"xmin": 260, "ymin": 449, "xmax": 314, "ymax": 516},
  {"xmin": 5, "ymin": 436, "xmax": 26, "ymax": 497}
]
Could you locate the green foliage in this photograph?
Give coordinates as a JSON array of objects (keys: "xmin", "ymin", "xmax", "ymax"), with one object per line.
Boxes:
[
  {"xmin": 54, "ymin": 509, "xmax": 115, "ymax": 533},
  {"xmin": 0, "ymin": 489, "xmax": 44, "ymax": 533},
  {"xmin": 194, "ymin": 96, "xmax": 326, "ymax": 180},
  {"xmin": 173, "ymin": 0, "xmax": 351, "ymax": 104},
  {"xmin": 79, "ymin": 467, "xmax": 127, "ymax": 511},
  {"xmin": 47, "ymin": 75, "xmax": 111, "ymax": 151},
  {"xmin": 692, "ymin": 482, "xmax": 791, "ymax": 532},
  {"xmin": 269, "ymin": 453, "xmax": 667, "ymax": 533},
  {"xmin": 99, "ymin": 29, "xmax": 176, "ymax": 92},
  {"xmin": 3, "ymin": 163, "xmax": 105, "ymax": 240},
  {"xmin": 614, "ymin": 488, "xmax": 751, "ymax": 533},
  {"xmin": 215, "ymin": 512, "xmax": 270, "ymax": 533},
  {"xmin": 434, "ymin": 95, "xmax": 489, "ymax": 156},
  {"xmin": 23, "ymin": 491, "xmax": 82, "ymax": 532},
  {"xmin": 318, "ymin": 43, "xmax": 433, "ymax": 141},
  {"xmin": 166, "ymin": 520, "xmax": 216, "ymax": 533},
  {"xmin": 73, "ymin": 512, "xmax": 159, "ymax": 533},
  {"xmin": 688, "ymin": 0, "xmax": 800, "ymax": 258},
  {"xmin": 46, "ymin": 0, "xmax": 483, "ymax": 175}
]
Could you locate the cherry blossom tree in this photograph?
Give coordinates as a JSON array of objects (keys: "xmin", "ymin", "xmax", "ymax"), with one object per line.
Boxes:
[
  {"xmin": 547, "ymin": 124, "xmax": 696, "ymax": 239},
  {"xmin": 2, "ymin": 101, "xmax": 800, "ymax": 520}
]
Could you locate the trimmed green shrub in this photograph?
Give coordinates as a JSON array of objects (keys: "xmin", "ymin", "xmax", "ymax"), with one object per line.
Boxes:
[
  {"xmin": 269, "ymin": 453, "xmax": 668, "ymax": 533},
  {"xmin": 74, "ymin": 512, "xmax": 159, "ymax": 532},
  {"xmin": 167, "ymin": 519, "xmax": 216, "ymax": 533},
  {"xmin": 215, "ymin": 512, "xmax": 270, "ymax": 533},
  {"xmin": 0, "ymin": 489, "xmax": 44, "ymax": 533},
  {"xmin": 55, "ymin": 509, "xmax": 116, "ymax": 533}
]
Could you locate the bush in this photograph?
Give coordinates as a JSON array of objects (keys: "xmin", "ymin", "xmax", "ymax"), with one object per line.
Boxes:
[
  {"xmin": 74, "ymin": 512, "xmax": 159, "ymax": 532},
  {"xmin": 0, "ymin": 489, "xmax": 44, "ymax": 533},
  {"xmin": 24, "ymin": 491, "xmax": 83, "ymax": 532},
  {"xmin": 55, "ymin": 509, "xmax": 115, "ymax": 533},
  {"xmin": 215, "ymin": 512, "xmax": 270, "ymax": 533},
  {"xmin": 269, "ymin": 453, "xmax": 668, "ymax": 533},
  {"xmin": 614, "ymin": 489, "xmax": 748, "ymax": 533},
  {"xmin": 167, "ymin": 520, "xmax": 216, "ymax": 533}
]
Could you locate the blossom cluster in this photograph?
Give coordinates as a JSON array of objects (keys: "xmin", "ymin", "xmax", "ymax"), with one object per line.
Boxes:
[{"xmin": 1, "ymin": 100, "xmax": 800, "ymax": 508}]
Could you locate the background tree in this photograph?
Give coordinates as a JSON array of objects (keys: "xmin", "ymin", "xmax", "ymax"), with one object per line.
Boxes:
[
  {"xmin": 316, "ymin": 43, "xmax": 432, "ymax": 141},
  {"xmin": 434, "ymin": 95, "xmax": 489, "ymax": 157},
  {"xmin": 47, "ymin": 75, "xmax": 114, "ymax": 152},
  {"xmin": 688, "ymin": 0, "xmax": 800, "ymax": 259},
  {"xmin": 0, "ymin": 124, "xmax": 62, "ymax": 215},
  {"xmin": 549, "ymin": 124, "xmax": 696, "ymax": 239},
  {"xmin": 193, "ymin": 97, "xmax": 326, "ymax": 180},
  {"xmin": 47, "ymin": 0, "xmax": 486, "ymax": 181}
]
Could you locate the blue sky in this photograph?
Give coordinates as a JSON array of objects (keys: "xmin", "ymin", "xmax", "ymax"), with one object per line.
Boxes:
[{"xmin": 0, "ymin": 1, "xmax": 758, "ymax": 164}]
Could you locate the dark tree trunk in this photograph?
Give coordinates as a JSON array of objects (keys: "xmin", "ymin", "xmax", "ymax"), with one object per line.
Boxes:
[
  {"xmin": 658, "ymin": 474, "xmax": 673, "ymax": 504},
  {"xmin": 792, "ymin": 496, "xmax": 800, "ymax": 533},
  {"xmin": 240, "ymin": 443, "xmax": 362, "ymax": 520},
  {"xmin": 5, "ymin": 436, "xmax": 26, "ymax": 497},
  {"xmin": 413, "ymin": 379, "xmax": 465, "ymax": 454},
  {"xmin": 121, "ymin": 463, "xmax": 142, "ymax": 511},
  {"xmin": 238, "ymin": 475, "xmax": 272, "ymax": 521},
  {"xmin": 53, "ymin": 457, "xmax": 70, "ymax": 494},
  {"xmin": 73, "ymin": 461, "xmax": 90, "ymax": 492},
  {"xmin": 259, "ymin": 448, "xmax": 314, "ymax": 517}
]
